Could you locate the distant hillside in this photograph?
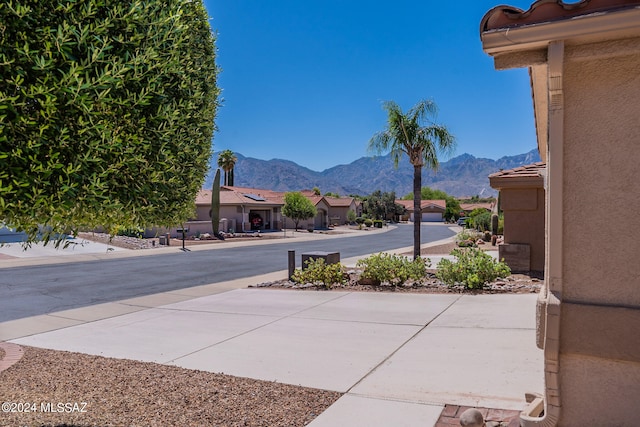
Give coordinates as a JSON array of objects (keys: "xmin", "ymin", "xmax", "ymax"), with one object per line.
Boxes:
[{"xmin": 204, "ymin": 149, "xmax": 541, "ymax": 198}]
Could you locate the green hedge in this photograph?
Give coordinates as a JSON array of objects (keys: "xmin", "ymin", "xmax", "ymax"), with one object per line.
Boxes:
[{"xmin": 0, "ymin": 0, "xmax": 219, "ymax": 244}]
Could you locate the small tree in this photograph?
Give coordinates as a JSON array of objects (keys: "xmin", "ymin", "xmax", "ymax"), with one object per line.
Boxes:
[
  {"xmin": 282, "ymin": 192, "xmax": 317, "ymax": 231},
  {"xmin": 346, "ymin": 209, "xmax": 357, "ymax": 224}
]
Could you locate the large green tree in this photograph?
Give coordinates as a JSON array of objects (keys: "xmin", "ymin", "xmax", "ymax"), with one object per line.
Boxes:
[
  {"xmin": 362, "ymin": 190, "xmax": 405, "ymax": 221},
  {"xmin": 0, "ymin": 0, "xmax": 219, "ymax": 244},
  {"xmin": 217, "ymin": 149, "xmax": 237, "ymax": 186},
  {"xmin": 282, "ymin": 192, "xmax": 317, "ymax": 231},
  {"xmin": 369, "ymin": 100, "xmax": 455, "ymax": 259}
]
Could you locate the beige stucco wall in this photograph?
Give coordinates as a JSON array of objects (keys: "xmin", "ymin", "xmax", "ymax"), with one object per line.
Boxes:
[
  {"xmin": 501, "ymin": 187, "xmax": 545, "ymax": 272},
  {"xmin": 563, "ymin": 50, "xmax": 640, "ymax": 306},
  {"xmin": 555, "ymin": 41, "xmax": 640, "ymax": 425},
  {"xmin": 328, "ymin": 205, "xmax": 355, "ymax": 225}
]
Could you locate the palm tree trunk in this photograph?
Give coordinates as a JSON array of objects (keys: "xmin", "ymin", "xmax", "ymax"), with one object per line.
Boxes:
[{"xmin": 413, "ymin": 164, "xmax": 422, "ymax": 260}]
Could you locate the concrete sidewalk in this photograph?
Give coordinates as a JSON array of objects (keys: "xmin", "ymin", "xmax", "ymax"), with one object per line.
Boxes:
[{"xmin": 7, "ymin": 274, "xmax": 543, "ymax": 426}]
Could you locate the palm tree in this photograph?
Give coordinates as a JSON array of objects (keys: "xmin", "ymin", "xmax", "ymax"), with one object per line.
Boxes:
[
  {"xmin": 369, "ymin": 100, "xmax": 455, "ymax": 259},
  {"xmin": 217, "ymin": 150, "xmax": 237, "ymax": 186}
]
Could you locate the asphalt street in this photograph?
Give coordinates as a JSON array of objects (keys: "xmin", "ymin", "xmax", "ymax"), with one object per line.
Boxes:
[{"xmin": 0, "ymin": 223, "xmax": 455, "ymax": 322}]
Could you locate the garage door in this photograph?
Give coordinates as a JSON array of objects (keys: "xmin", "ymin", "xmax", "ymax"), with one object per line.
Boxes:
[{"xmin": 422, "ymin": 212, "xmax": 443, "ymax": 222}]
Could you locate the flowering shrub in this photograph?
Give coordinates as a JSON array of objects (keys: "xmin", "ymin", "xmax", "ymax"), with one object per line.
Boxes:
[
  {"xmin": 436, "ymin": 248, "xmax": 511, "ymax": 289},
  {"xmin": 356, "ymin": 253, "xmax": 430, "ymax": 285},
  {"xmin": 291, "ymin": 258, "xmax": 346, "ymax": 288}
]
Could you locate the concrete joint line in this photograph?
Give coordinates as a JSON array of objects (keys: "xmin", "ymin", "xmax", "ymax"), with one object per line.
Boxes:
[
  {"xmin": 291, "ymin": 314, "xmax": 424, "ymax": 328},
  {"xmin": 166, "ymin": 291, "xmax": 351, "ymax": 364},
  {"xmin": 344, "ymin": 295, "xmax": 463, "ymax": 394}
]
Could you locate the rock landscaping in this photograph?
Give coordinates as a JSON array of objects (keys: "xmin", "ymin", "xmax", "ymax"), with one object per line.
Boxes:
[
  {"xmin": 252, "ymin": 269, "xmax": 542, "ymax": 294},
  {"xmin": 0, "ymin": 346, "xmax": 340, "ymax": 427}
]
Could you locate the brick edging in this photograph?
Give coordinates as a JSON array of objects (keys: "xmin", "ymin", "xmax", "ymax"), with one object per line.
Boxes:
[
  {"xmin": 436, "ymin": 404, "xmax": 521, "ymax": 427},
  {"xmin": 0, "ymin": 342, "xmax": 24, "ymax": 373}
]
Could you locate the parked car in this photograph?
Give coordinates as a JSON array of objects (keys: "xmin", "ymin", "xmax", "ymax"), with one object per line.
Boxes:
[{"xmin": 457, "ymin": 217, "xmax": 468, "ymax": 226}]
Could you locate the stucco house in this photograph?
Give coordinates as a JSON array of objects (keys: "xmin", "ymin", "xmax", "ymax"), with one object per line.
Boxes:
[
  {"xmin": 169, "ymin": 186, "xmax": 359, "ymax": 237},
  {"xmin": 185, "ymin": 186, "xmax": 284, "ymax": 236},
  {"xmin": 481, "ymin": 1, "xmax": 640, "ymax": 425},
  {"xmin": 395, "ymin": 199, "xmax": 446, "ymax": 222},
  {"xmin": 324, "ymin": 196, "xmax": 360, "ymax": 225}
]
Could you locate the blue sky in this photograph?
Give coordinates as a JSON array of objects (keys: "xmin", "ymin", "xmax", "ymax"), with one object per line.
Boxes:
[{"xmin": 203, "ymin": 1, "xmax": 538, "ymax": 172}]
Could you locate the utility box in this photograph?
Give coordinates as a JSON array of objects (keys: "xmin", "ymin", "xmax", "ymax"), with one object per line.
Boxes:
[
  {"xmin": 499, "ymin": 243, "xmax": 531, "ymax": 273},
  {"xmin": 301, "ymin": 251, "xmax": 340, "ymax": 269}
]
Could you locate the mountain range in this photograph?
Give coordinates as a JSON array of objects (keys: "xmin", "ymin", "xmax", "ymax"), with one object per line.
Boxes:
[{"xmin": 204, "ymin": 149, "xmax": 542, "ymax": 198}]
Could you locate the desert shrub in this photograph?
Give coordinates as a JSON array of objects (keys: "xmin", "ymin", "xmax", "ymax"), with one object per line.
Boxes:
[
  {"xmin": 364, "ymin": 219, "xmax": 373, "ymax": 227},
  {"xmin": 355, "ymin": 217, "xmax": 366, "ymax": 225},
  {"xmin": 291, "ymin": 258, "xmax": 346, "ymax": 288},
  {"xmin": 456, "ymin": 229, "xmax": 481, "ymax": 247},
  {"xmin": 356, "ymin": 253, "xmax": 430, "ymax": 286},
  {"xmin": 115, "ymin": 226, "xmax": 144, "ymax": 238},
  {"xmin": 373, "ymin": 220, "xmax": 383, "ymax": 228},
  {"xmin": 472, "ymin": 212, "xmax": 492, "ymax": 231},
  {"xmin": 436, "ymin": 248, "xmax": 511, "ymax": 289}
]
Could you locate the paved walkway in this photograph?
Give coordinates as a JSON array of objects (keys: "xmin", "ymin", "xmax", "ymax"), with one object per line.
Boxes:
[{"xmin": 1, "ymin": 230, "xmax": 543, "ymax": 426}]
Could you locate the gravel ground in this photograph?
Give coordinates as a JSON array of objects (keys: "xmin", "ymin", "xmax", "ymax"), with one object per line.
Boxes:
[
  {"xmin": 417, "ymin": 241, "xmax": 499, "ymax": 256},
  {"xmin": 0, "ymin": 346, "xmax": 340, "ymax": 427}
]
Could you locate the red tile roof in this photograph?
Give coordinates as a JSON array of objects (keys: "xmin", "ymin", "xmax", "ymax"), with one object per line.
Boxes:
[
  {"xmin": 196, "ymin": 186, "xmax": 356, "ymax": 208},
  {"xmin": 481, "ymin": 0, "xmax": 640, "ymax": 32},
  {"xmin": 324, "ymin": 196, "xmax": 356, "ymax": 207},
  {"xmin": 395, "ymin": 199, "xmax": 446, "ymax": 212},
  {"xmin": 460, "ymin": 203, "xmax": 495, "ymax": 212},
  {"xmin": 489, "ymin": 162, "xmax": 546, "ymax": 179},
  {"xmin": 489, "ymin": 162, "xmax": 546, "ymax": 189},
  {"xmin": 195, "ymin": 188, "xmax": 282, "ymax": 205}
]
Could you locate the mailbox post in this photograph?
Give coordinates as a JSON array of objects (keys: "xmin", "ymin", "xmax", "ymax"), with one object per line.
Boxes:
[{"xmin": 176, "ymin": 227, "xmax": 190, "ymax": 252}]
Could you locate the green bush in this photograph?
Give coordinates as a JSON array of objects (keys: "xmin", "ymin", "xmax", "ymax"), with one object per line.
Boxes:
[
  {"xmin": 373, "ymin": 220, "xmax": 383, "ymax": 228},
  {"xmin": 355, "ymin": 217, "xmax": 366, "ymax": 224},
  {"xmin": 472, "ymin": 212, "xmax": 492, "ymax": 231},
  {"xmin": 0, "ymin": 0, "xmax": 219, "ymax": 245},
  {"xmin": 436, "ymin": 248, "xmax": 511, "ymax": 289},
  {"xmin": 115, "ymin": 226, "xmax": 144, "ymax": 239},
  {"xmin": 356, "ymin": 253, "xmax": 430, "ymax": 286},
  {"xmin": 364, "ymin": 219, "xmax": 373, "ymax": 227},
  {"xmin": 291, "ymin": 258, "xmax": 346, "ymax": 288}
]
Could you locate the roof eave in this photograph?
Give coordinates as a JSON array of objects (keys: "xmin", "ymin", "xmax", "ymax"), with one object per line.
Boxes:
[
  {"xmin": 481, "ymin": 5, "xmax": 640, "ymax": 56},
  {"xmin": 489, "ymin": 174, "xmax": 544, "ymax": 190}
]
